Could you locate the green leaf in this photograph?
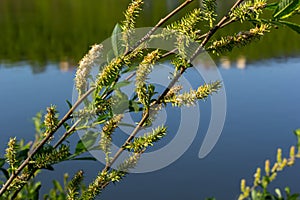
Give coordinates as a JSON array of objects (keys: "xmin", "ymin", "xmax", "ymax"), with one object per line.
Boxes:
[
  {"xmin": 44, "ymin": 165, "xmax": 54, "ymax": 171},
  {"xmin": 16, "ymin": 148, "xmax": 30, "ymax": 162},
  {"xmin": 69, "ymin": 157, "xmax": 97, "ymax": 161},
  {"xmin": 118, "ymin": 122, "xmax": 136, "ymax": 128},
  {"xmin": 294, "ymin": 128, "xmax": 300, "ymax": 136},
  {"xmin": 75, "ymin": 131, "xmax": 98, "ymax": 155},
  {"xmin": 288, "ymin": 194, "xmax": 300, "ymax": 200},
  {"xmin": 251, "ymin": 189, "xmax": 260, "ymax": 199},
  {"xmin": 106, "ymin": 49, "xmax": 115, "ymax": 63},
  {"xmin": 273, "ymin": 0, "xmax": 300, "ymax": 19},
  {"xmin": 0, "ymin": 158, "xmax": 5, "ymax": 168},
  {"xmin": 266, "ymin": 2, "xmax": 279, "ymax": 10},
  {"xmin": 112, "ymin": 89, "xmax": 129, "ymax": 114},
  {"xmin": 0, "ymin": 168, "xmax": 9, "ymax": 179},
  {"xmin": 285, "ymin": 187, "xmax": 291, "ymax": 195},
  {"xmin": 275, "ymin": 188, "xmax": 282, "ymax": 198},
  {"xmin": 53, "ymin": 180, "xmax": 64, "ymax": 193},
  {"xmin": 30, "ymin": 182, "xmax": 41, "ymax": 200},
  {"xmin": 113, "ymin": 80, "xmax": 131, "ymax": 89},
  {"xmin": 33, "ymin": 111, "xmax": 44, "ymax": 135},
  {"xmin": 63, "ymin": 122, "xmax": 71, "ymax": 131},
  {"xmin": 66, "ymin": 100, "xmax": 72, "ymax": 109},
  {"xmin": 279, "ymin": 20, "xmax": 300, "ymax": 33},
  {"xmin": 129, "ymin": 100, "xmax": 142, "ymax": 112},
  {"xmin": 111, "ymin": 23, "xmax": 125, "ymax": 57},
  {"xmin": 122, "ymin": 64, "xmax": 138, "ymax": 74}
]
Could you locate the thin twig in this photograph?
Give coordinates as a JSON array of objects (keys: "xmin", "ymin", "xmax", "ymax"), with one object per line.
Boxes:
[
  {"xmin": 0, "ymin": 0, "xmax": 195, "ymax": 197},
  {"xmin": 0, "ymin": 87, "xmax": 94, "ymax": 196},
  {"xmin": 100, "ymin": 0, "xmax": 245, "ymax": 190},
  {"xmin": 123, "ymin": 17, "xmax": 237, "ymax": 82},
  {"xmin": 128, "ymin": 0, "xmax": 194, "ymax": 53},
  {"xmin": 54, "ymin": 119, "xmax": 81, "ymax": 148},
  {"xmin": 190, "ymin": 0, "xmax": 244, "ymax": 61}
]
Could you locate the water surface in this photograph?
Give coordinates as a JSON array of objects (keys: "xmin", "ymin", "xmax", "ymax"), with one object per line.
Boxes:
[{"xmin": 0, "ymin": 0, "xmax": 300, "ymax": 199}]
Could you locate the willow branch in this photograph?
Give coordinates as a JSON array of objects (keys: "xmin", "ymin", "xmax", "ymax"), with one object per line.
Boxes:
[
  {"xmin": 190, "ymin": 0, "xmax": 244, "ymax": 61},
  {"xmin": 0, "ymin": 87, "xmax": 94, "ymax": 196},
  {"xmin": 54, "ymin": 119, "xmax": 81, "ymax": 148},
  {"xmin": 0, "ymin": 0, "xmax": 195, "ymax": 197},
  {"xmin": 128, "ymin": 0, "xmax": 194, "ymax": 53},
  {"xmin": 100, "ymin": 0, "xmax": 245, "ymax": 189}
]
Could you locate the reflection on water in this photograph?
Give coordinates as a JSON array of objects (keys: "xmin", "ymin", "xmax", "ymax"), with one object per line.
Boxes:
[
  {"xmin": 219, "ymin": 56, "xmax": 247, "ymax": 69},
  {"xmin": 0, "ymin": 0, "xmax": 299, "ymax": 67},
  {"xmin": 0, "ymin": 0, "xmax": 299, "ymax": 199},
  {"xmin": 0, "ymin": 57, "xmax": 299, "ymax": 199}
]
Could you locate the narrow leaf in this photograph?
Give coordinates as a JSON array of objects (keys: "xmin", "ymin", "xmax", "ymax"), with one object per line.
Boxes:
[
  {"xmin": 66, "ymin": 100, "xmax": 72, "ymax": 109},
  {"xmin": 32, "ymin": 182, "xmax": 41, "ymax": 200},
  {"xmin": 0, "ymin": 158, "xmax": 5, "ymax": 168},
  {"xmin": 75, "ymin": 131, "xmax": 98, "ymax": 154},
  {"xmin": 111, "ymin": 23, "xmax": 125, "ymax": 57},
  {"xmin": 266, "ymin": 2, "xmax": 279, "ymax": 10},
  {"xmin": 279, "ymin": 20, "xmax": 300, "ymax": 33},
  {"xmin": 69, "ymin": 157, "xmax": 97, "ymax": 161},
  {"xmin": 0, "ymin": 168, "xmax": 9, "ymax": 179},
  {"xmin": 53, "ymin": 180, "xmax": 64, "ymax": 193},
  {"xmin": 16, "ymin": 148, "xmax": 30, "ymax": 161},
  {"xmin": 273, "ymin": 0, "xmax": 300, "ymax": 19},
  {"xmin": 113, "ymin": 80, "xmax": 131, "ymax": 89}
]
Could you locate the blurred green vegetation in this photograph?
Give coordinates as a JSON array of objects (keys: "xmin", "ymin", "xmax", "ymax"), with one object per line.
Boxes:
[{"xmin": 0, "ymin": 0, "xmax": 299, "ymax": 67}]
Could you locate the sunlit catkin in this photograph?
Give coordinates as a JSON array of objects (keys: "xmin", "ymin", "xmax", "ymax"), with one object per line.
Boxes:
[
  {"xmin": 75, "ymin": 44, "xmax": 103, "ymax": 97},
  {"xmin": 264, "ymin": 159, "xmax": 270, "ymax": 176},
  {"xmin": 288, "ymin": 146, "xmax": 295, "ymax": 165},
  {"xmin": 277, "ymin": 148, "xmax": 282, "ymax": 163},
  {"xmin": 5, "ymin": 137, "xmax": 17, "ymax": 174},
  {"xmin": 253, "ymin": 167, "xmax": 261, "ymax": 186}
]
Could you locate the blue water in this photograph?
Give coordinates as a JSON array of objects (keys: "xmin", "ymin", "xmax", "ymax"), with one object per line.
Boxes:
[{"xmin": 0, "ymin": 57, "xmax": 300, "ymax": 199}]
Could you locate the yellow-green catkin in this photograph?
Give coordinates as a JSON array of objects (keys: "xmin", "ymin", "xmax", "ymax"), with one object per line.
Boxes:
[
  {"xmin": 102, "ymin": 114, "xmax": 123, "ymax": 135},
  {"xmin": 288, "ymin": 146, "xmax": 295, "ymax": 165},
  {"xmin": 122, "ymin": 0, "xmax": 144, "ymax": 44},
  {"xmin": 170, "ymin": 81, "xmax": 221, "ymax": 107},
  {"xmin": 240, "ymin": 179, "xmax": 246, "ymax": 193},
  {"xmin": 208, "ymin": 24, "xmax": 270, "ymax": 55},
  {"xmin": 265, "ymin": 159, "xmax": 270, "ymax": 176},
  {"xmin": 44, "ymin": 106, "xmax": 58, "ymax": 139},
  {"xmin": 230, "ymin": 0, "xmax": 267, "ymax": 22},
  {"xmin": 279, "ymin": 158, "xmax": 287, "ymax": 170},
  {"xmin": 238, "ymin": 179, "xmax": 250, "ymax": 200},
  {"xmin": 99, "ymin": 114, "xmax": 124, "ymax": 162},
  {"xmin": 96, "ymin": 57, "xmax": 123, "ymax": 89},
  {"xmin": 164, "ymin": 85, "xmax": 183, "ymax": 100},
  {"xmin": 271, "ymin": 162, "xmax": 279, "ymax": 173},
  {"xmin": 136, "ymin": 50, "xmax": 161, "ymax": 89},
  {"xmin": 122, "ymin": 0, "xmax": 144, "ymax": 31},
  {"xmin": 269, "ymin": 172, "xmax": 277, "ymax": 181},
  {"xmin": 75, "ymin": 44, "xmax": 103, "ymax": 97},
  {"xmin": 135, "ymin": 50, "xmax": 160, "ymax": 105},
  {"xmin": 277, "ymin": 148, "xmax": 282, "ymax": 163},
  {"xmin": 253, "ymin": 167, "xmax": 261, "ymax": 186},
  {"xmin": 81, "ymin": 171, "xmax": 108, "ymax": 199},
  {"xmin": 5, "ymin": 137, "xmax": 17, "ymax": 173}
]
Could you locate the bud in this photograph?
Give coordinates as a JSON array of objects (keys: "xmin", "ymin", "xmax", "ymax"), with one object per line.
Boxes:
[
  {"xmin": 240, "ymin": 179, "xmax": 246, "ymax": 192},
  {"xmin": 277, "ymin": 148, "xmax": 282, "ymax": 163},
  {"xmin": 264, "ymin": 159, "xmax": 270, "ymax": 176},
  {"xmin": 254, "ymin": 167, "xmax": 261, "ymax": 186}
]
